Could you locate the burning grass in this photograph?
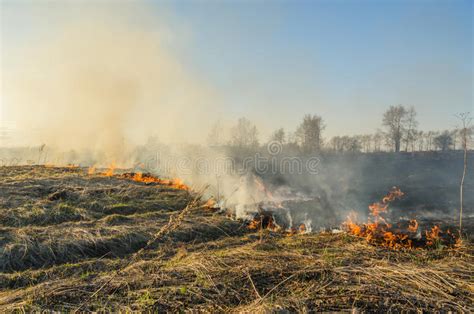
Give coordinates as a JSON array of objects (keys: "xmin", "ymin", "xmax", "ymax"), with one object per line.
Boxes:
[
  {"xmin": 0, "ymin": 166, "xmax": 472, "ymax": 312},
  {"xmin": 344, "ymin": 187, "xmax": 461, "ymax": 250},
  {"xmin": 247, "ymin": 211, "xmax": 309, "ymax": 236}
]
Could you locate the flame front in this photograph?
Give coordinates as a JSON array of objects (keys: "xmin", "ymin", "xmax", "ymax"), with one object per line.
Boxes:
[
  {"xmin": 425, "ymin": 225, "xmax": 441, "ymax": 246},
  {"xmin": 87, "ymin": 166, "xmax": 96, "ymax": 175},
  {"xmin": 104, "ymin": 162, "xmax": 116, "ymax": 177},
  {"xmin": 248, "ymin": 212, "xmax": 281, "ymax": 232},
  {"xmin": 87, "ymin": 165, "xmax": 190, "ymax": 191},
  {"xmin": 128, "ymin": 172, "xmax": 190, "ymax": 190},
  {"xmin": 343, "ymin": 187, "xmax": 456, "ymax": 250},
  {"xmin": 408, "ymin": 219, "xmax": 419, "ymax": 233}
]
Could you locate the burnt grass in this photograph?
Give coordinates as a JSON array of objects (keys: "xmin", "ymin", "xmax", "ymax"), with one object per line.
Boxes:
[{"xmin": 0, "ymin": 166, "xmax": 472, "ymax": 312}]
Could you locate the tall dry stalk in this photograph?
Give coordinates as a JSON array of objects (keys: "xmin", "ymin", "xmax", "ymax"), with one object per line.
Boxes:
[{"xmin": 456, "ymin": 112, "xmax": 471, "ymax": 237}]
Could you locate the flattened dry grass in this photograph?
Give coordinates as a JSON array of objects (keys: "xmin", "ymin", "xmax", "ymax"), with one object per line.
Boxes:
[
  {"xmin": 1, "ymin": 232, "xmax": 472, "ymax": 312},
  {"xmin": 0, "ymin": 166, "xmax": 472, "ymax": 312},
  {"xmin": 0, "ymin": 166, "xmax": 197, "ymax": 272}
]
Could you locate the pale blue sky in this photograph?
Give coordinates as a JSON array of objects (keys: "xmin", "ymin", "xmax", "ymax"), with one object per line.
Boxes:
[{"xmin": 1, "ymin": 0, "xmax": 472, "ymax": 137}]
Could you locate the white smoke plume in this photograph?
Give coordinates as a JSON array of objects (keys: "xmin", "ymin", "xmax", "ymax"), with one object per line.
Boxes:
[{"xmin": 4, "ymin": 4, "xmax": 216, "ymax": 165}]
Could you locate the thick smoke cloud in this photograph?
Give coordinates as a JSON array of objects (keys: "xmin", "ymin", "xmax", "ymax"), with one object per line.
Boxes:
[
  {"xmin": 5, "ymin": 6, "xmax": 215, "ymax": 164},
  {"xmin": 3, "ymin": 5, "xmax": 274, "ymax": 220}
]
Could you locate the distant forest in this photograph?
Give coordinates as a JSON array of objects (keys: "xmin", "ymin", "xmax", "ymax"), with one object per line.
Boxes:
[
  {"xmin": 207, "ymin": 106, "xmax": 473, "ymax": 153},
  {"xmin": 1, "ymin": 106, "xmax": 472, "ymax": 155}
]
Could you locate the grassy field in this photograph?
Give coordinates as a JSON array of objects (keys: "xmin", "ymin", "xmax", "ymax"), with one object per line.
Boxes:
[{"xmin": 0, "ymin": 166, "xmax": 472, "ymax": 312}]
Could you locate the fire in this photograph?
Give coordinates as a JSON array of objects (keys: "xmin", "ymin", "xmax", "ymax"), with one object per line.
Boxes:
[
  {"xmin": 87, "ymin": 166, "xmax": 96, "ymax": 175},
  {"xmin": 382, "ymin": 188, "xmax": 404, "ymax": 203},
  {"xmin": 248, "ymin": 218, "xmax": 261, "ymax": 230},
  {"xmin": 133, "ymin": 172, "xmax": 143, "ymax": 181},
  {"xmin": 343, "ymin": 187, "xmax": 458, "ymax": 250},
  {"xmin": 248, "ymin": 212, "xmax": 281, "ymax": 232},
  {"xmin": 367, "ymin": 187, "xmax": 404, "ymax": 227},
  {"xmin": 86, "ymin": 166, "xmax": 190, "ymax": 191},
  {"xmin": 104, "ymin": 162, "xmax": 116, "ymax": 177},
  {"xmin": 170, "ymin": 178, "xmax": 189, "ymax": 190},
  {"xmin": 124, "ymin": 172, "xmax": 190, "ymax": 191},
  {"xmin": 204, "ymin": 198, "xmax": 218, "ymax": 209},
  {"xmin": 299, "ymin": 223, "xmax": 306, "ymax": 233},
  {"xmin": 425, "ymin": 225, "xmax": 441, "ymax": 246},
  {"xmin": 408, "ymin": 219, "xmax": 419, "ymax": 233},
  {"xmin": 247, "ymin": 211, "xmax": 310, "ymax": 236},
  {"xmin": 345, "ymin": 212, "xmax": 363, "ymax": 236}
]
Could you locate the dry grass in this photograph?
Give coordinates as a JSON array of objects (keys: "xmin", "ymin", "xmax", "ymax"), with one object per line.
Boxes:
[{"xmin": 0, "ymin": 166, "xmax": 472, "ymax": 312}]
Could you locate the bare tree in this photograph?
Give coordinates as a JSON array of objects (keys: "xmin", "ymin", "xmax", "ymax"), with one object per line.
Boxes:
[
  {"xmin": 409, "ymin": 130, "xmax": 419, "ymax": 152},
  {"xmin": 451, "ymin": 128, "xmax": 460, "ymax": 150},
  {"xmin": 404, "ymin": 106, "xmax": 418, "ymax": 151},
  {"xmin": 373, "ymin": 130, "xmax": 384, "ymax": 152},
  {"xmin": 295, "ymin": 114, "xmax": 325, "ymax": 153},
  {"xmin": 287, "ymin": 131, "xmax": 298, "ymax": 145},
  {"xmin": 382, "ymin": 105, "xmax": 408, "ymax": 152},
  {"xmin": 270, "ymin": 128, "xmax": 286, "ymax": 144},
  {"xmin": 329, "ymin": 136, "xmax": 343, "ymax": 152},
  {"xmin": 207, "ymin": 120, "xmax": 226, "ymax": 147},
  {"xmin": 424, "ymin": 131, "xmax": 438, "ymax": 151},
  {"xmin": 357, "ymin": 134, "xmax": 372, "ymax": 153},
  {"xmin": 230, "ymin": 117, "xmax": 259, "ymax": 148},
  {"xmin": 344, "ymin": 136, "xmax": 361, "ymax": 153},
  {"xmin": 456, "ymin": 112, "xmax": 472, "ymax": 237},
  {"xmin": 416, "ymin": 130, "xmax": 424, "ymax": 151},
  {"xmin": 329, "ymin": 135, "xmax": 362, "ymax": 153},
  {"xmin": 433, "ymin": 131, "xmax": 453, "ymax": 151}
]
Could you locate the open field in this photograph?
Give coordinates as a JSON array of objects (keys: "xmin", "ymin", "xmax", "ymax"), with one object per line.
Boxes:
[{"xmin": 0, "ymin": 166, "xmax": 472, "ymax": 312}]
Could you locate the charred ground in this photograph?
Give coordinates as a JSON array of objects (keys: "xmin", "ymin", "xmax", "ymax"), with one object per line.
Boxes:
[{"xmin": 0, "ymin": 166, "xmax": 472, "ymax": 312}]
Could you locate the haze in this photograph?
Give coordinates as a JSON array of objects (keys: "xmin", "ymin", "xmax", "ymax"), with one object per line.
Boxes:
[{"xmin": 0, "ymin": 0, "xmax": 472, "ymax": 146}]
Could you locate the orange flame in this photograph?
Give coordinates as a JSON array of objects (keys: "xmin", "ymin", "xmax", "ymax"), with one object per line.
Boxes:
[
  {"xmin": 103, "ymin": 163, "xmax": 116, "ymax": 177},
  {"xmin": 382, "ymin": 187, "xmax": 404, "ymax": 203},
  {"xmin": 408, "ymin": 219, "xmax": 419, "ymax": 233},
  {"xmin": 88, "ymin": 166, "xmax": 96, "ymax": 175},
  {"xmin": 425, "ymin": 225, "xmax": 441, "ymax": 246},
  {"xmin": 298, "ymin": 223, "xmax": 306, "ymax": 233},
  {"xmin": 345, "ymin": 212, "xmax": 363, "ymax": 236},
  {"xmin": 344, "ymin": 188, "xmax": 457, "ymax": 249},
  {"xmin": 248, "ymin": 212, "xmax": 281, "ymax": 232},
  {"xmin": 204, "ymin": 198, "xmax": 217, "ymax": 209},
  {"xmin": 170, "ymin": 178, "xmax": 189, "ymax": 190},
  {"xmin": 126, "ymin": 172, "xmax": 190, "ymax": 191},
  {"xmin": 284, "ymin": 224, "xmax": 307, "ymax": 236},
  {"xmin": 344, "ymin": 187, "xmax": 413, "ymax": 249},
  {"xmin": 93, "ymin": 167, "xmax": 190, "ymax": 191},
  {"xmin": 248, "ymin": 212, "xmax": 309, "ymax": 236}
]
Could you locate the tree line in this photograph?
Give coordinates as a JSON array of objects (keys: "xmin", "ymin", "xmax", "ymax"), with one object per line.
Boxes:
[{"xmin": 208, "ymin": 106, "xmax": 473, "ymax": 153}]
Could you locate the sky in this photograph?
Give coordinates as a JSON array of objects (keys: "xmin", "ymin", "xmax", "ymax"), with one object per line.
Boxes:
[{"xmin": 1, "ymin": 0, "xmax": 472, "ymax": 139}]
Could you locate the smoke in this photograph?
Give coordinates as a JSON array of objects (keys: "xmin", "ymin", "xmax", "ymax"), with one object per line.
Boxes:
[
  {"xmin": 3, "ymin": 4, "xmax": 276, "ymax": 220},
  {"xmin": 5, "ymin": 5, "xmax": 215, "ymax": 164}
]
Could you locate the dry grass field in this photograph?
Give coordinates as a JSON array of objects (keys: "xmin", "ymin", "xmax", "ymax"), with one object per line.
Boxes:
[{"xmin": 0, "ymin": 166, "xmax": 472, "ymax": 312}]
